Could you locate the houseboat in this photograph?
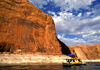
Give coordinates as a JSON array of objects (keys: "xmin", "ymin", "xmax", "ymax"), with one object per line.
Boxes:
[
  {"xmin": 62, "ymin": 54, "xmax": 85, "ymax": 66},
  {"xmin": 63, "ymin": 58, "xmax": 82, "ymax": 66}
]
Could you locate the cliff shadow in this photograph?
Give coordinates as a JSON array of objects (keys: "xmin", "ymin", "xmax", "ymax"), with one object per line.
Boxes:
[{"xmin": 57, "ymin": 39, "xmax": 71, "ymax": 55}]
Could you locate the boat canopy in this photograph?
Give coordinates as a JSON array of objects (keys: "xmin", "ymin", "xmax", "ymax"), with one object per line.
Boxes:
[{"xmin": 68, "ymin": 54, "xmax": 75, "ymax": 56}]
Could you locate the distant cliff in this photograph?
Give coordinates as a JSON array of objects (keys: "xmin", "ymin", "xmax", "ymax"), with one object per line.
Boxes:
[
  {"xmin": 0, "ymin": 0, "xmax": 71, "ymax": 55},
  {"xmin": 69, "ymin": 43, "xmax": 100, "ymax": 60}
]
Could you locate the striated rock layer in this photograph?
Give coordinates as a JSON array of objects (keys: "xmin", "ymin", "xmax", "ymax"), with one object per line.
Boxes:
[
  {"xmin": 0, "ymin": 0, "xmax": 71, "ymax": 55},
  {"xmin": 69, "ymin": 43, "xmax": 100, "ymax": 60},
  {"xmin": 0, "ymin": 53, "xmax": 69, "ymax": 64}
]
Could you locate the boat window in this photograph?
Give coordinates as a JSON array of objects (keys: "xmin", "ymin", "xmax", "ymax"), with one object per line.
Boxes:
[
  {"xmin": 78, "ymin": 59, "xmax": 81, "ymax": 62},
  {"xmin": 66, "ymin": 59, "xmax": 72, "ymax": 62},
  {"xmin": 66, "ymin": 59, "xmax": 68, "ymax": 62},
  {"xmin": 70, "ymin": 59, "xmax": 72, "ymax": 62},
  {"xmin": 69, "ymin": 59, "xmax": 72, "ymax": 62},
  {"xmin": 73, "ymin": 59, "xmax": 75, "ymax": 62}
]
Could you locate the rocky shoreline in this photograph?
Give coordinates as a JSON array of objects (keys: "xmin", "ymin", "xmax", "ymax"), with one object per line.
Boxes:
[{"xmin": 0, "ymin": 53, "xmax": 69, "ymax": 64}]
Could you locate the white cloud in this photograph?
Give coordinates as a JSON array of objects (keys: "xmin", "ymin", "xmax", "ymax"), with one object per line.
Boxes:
[
  {"xmin": 28, "ymin": 0, "xmax": 50, "ymax": 8},
  {"xmin": 77, "ymin": 13, "xmax": 82, "ymax": 17},
  {"xmin": 28, "ymin": 0, "xmax": 96, "ymax": 11},
  {"xmin": 86, "ymin": 35, "xmax": 100, "ymax": 45},
  {"xmin": 86, "ymin": 12, "xmax": 92, "ymax": 15},
  {"xmin": 52, "ymin": 0, "xmax": 96, "ymax": 11},
  {"xmin": 57, "ymin": 34, "xmax": 86, "ymax": 46},
  {"xmin": 52, "ymin": 11, "xmax": 100, "ymax": 45},
  {"xmin": 48, "ymin": 11, "xmax": 56, "ymax": 15},
  {"xmin": 58, "ymin": 33, "xmax": 100, "ymax": 46},
  {"xmin": 92, "ymin": 16, "xmax": 100, "ymax": 21}
]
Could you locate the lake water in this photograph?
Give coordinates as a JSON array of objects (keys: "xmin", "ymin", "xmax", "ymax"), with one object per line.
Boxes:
[{"xmin": 0, "ymin": 62, "xmax": 100, "ymax": 70}]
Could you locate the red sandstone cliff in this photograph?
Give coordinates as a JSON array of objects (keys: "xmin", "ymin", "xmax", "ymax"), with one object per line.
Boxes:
[
  {"xmin": 69, "ymin": 43, "xmax": 100, "ymax": 60},
  {"xmin": 0, "ymin": 0, "xmax": 71, "ymax": 55}
]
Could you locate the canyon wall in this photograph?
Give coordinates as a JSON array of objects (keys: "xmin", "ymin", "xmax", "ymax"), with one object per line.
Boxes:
[
  {"xmin": 69, "ymin": 44, "xmax": 100, "ymax": 60},
  {"xmin": 0, "ymin": 0, "xmax": 71, "ymax": 55}
]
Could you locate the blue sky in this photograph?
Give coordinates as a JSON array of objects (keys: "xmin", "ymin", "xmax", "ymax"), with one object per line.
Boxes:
[{"xmin": 28, "ymin": 0, "xmax": 100, "ymax": 46}]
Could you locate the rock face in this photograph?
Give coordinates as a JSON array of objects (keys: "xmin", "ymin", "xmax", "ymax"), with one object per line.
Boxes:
[
  {"xmin": 0, "ymin": 0, "xmax": 71, "ymax": 54},
  {"xmin": 69, "ymin": 43, "xmax": 100, "ymax": 60}
]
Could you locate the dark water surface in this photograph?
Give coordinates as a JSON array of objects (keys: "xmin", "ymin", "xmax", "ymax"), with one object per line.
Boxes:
[
  {"xmin": 63, "ymin": 62, "xmax": 100, "ymax": 70},
  {"xmin": 0, "ymin": 62, "xmax": 100, "ymax": 70}
]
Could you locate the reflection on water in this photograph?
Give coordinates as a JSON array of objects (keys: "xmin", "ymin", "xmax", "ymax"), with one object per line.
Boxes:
[
  {"xmin": 0, "ymin": 62, "xmax": 100, "ymax": 70},
  {"xmin": 0, "ymin": 64, "xmax": 63, "ymax": 70}
]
